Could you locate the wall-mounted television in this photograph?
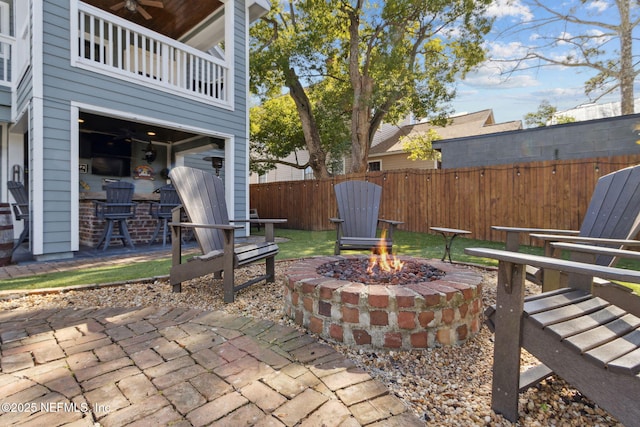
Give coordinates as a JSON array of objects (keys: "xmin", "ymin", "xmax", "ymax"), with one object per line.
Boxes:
[{"xmin": 91, "ymin": 157, "xmax": 130, "ymax": 177}]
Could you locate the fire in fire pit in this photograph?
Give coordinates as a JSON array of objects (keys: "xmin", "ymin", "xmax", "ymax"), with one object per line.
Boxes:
[
  {"xmin": 317, "ymin": 258, "xmax": 444, "ymax": 286},
  {"xmin": 317, "ymin": 231, "xmax": 444, "ymax": 285}
]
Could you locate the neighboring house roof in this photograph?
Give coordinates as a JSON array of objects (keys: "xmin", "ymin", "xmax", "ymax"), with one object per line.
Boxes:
[{"xmin": 370, "ymin": 109, "xmax": 522, "ymax": 155}]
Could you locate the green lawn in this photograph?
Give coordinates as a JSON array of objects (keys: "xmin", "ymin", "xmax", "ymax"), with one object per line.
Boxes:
[{"xmin": 2, "ymin": 229, "xmax": 640, "ymax": 294}]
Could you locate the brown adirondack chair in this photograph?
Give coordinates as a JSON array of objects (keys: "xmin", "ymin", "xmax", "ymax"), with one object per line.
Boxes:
[
  {"xmin": 93, "ymin": 181, "xmax": 137, "ymax": 251},
  {"xmin": 148, "ymin": 184, "xmax": 180, "ymax": 247},
  {"xmin": 493, "ymin": 164, "xmax": 640, "ymax": 290},
  {"xmin": 7, "ymin": 181, "xmax": 29, "ymax": 254},
  {"xmin": 330, "ymin": 180, "xmax": 403, "ymax": 255},
  {"xmin": 466, "ymin": 246, "xmax": 640, "ymax": 427},
  {"xmin": 169, "ymin": 166, "xmax": 286, "ymax": 303}
]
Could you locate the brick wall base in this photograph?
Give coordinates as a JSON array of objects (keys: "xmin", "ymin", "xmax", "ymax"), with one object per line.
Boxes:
[{"xmin": 284, "ymin": 256, "xmax": 484, "ymax": 350}]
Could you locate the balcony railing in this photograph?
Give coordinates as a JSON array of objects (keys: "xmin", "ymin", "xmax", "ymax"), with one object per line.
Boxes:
[
  {"xmin": 0, "ymin": 33, "xmax": 14, "ymax": 86},
  {"xmin": 75, "ymin": 3, "xmax": 230, "ymax": 107}
]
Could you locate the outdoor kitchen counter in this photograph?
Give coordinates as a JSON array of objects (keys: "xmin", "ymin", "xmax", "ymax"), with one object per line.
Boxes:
[
  {"xmin": 80, "ymin": 192, "xmax": 160, "ymax": 201},
  {"xmin": 79, "ymin": 192, "xmax": 163, "ymax": 248}
]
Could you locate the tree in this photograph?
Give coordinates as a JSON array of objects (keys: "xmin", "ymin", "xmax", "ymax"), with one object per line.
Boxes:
[
  {"xmin": 500, "ymin": 0, "xmax": 639, "ymax": 115},
  {"xmin": 401, "ymin": 129, "xmax": 442, "ymax": 161},
  {"xmin": 524, "ymin": 99, "xmax": 557, "ymax": 127},
  {"xmin": 524, "ymin": 100, "xmax": 577, "ymax": 127},
  {"xmin": 250, "ymin": 0, "xmax": 493, "ymax": 178},
  {"xmin": 249, "ymin": 94, "xmax": 350, "ymax": 175}
]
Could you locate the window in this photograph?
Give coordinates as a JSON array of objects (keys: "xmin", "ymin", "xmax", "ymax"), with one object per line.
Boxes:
[
  {"xmin": 304, "ymin": 166, "xmax": 314, "ymax": 180},
  {"xmin": 368, "ymin": 161, "xmax": 381, "ymax": 172}
]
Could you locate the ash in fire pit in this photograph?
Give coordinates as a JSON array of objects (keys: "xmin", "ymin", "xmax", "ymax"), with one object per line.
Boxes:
[{"xmin": 317, "ymin": 258, "xmax": 444, "ymax": 286}]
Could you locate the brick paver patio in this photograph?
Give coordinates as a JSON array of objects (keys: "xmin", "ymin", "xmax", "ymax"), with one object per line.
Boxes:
[{"xmin": 0, "ymin": 305, "xmax": 425, "ymax": 426}]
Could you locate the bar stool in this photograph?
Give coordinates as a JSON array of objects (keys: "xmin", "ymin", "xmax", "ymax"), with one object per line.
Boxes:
[
  {"xmin": 148, "ymin": 184, "xmax": 180, "ymax": 247},
  {"xmin": 94, "ymin": 182, "xmax": 137, "ymax": 251}
]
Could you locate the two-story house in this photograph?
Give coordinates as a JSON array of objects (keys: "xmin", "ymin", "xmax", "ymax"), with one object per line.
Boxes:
[{"xmin": 0, "ymin": 0, "xmax": 269, "ymax": 261}]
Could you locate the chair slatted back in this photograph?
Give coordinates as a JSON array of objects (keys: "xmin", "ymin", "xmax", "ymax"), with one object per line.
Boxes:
[
  {"xmin": 170, "ymin": 166, "xmax": 228, "ymax": 254},
  {"xmin": 158, "ymin": 184, "xmax": 180, "ymax": 217},
  {"xmin": 7, "ymin": 181, "xmax": 28, "ymax": 219},
  {"xmin": 104, "ymin": 182, "xmax": 135, "ymax": 216},
  {"xmin": 578, "ymin": 164, "xmax": 640, "ymax": 265},
  {"xmin": 335, "ymin": 181, "xmax": 381, "ymax": 238}
]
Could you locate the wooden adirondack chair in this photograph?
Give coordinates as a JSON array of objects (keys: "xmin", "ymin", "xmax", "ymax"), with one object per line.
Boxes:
[
  {"xmin": 7, "ymin": 181, "xmax": 29, "ymax": 254},
  {"xmin": 169, "ymin": 166, "xmax": 286, "ymax": 303},
  {"xmin": 466, "ymin": 246, "xmax": 640, "ymax": 427},
  {"xmin": 148, "ymin": 184, "xmax": 180, "ymax": 247},
  {"xmin": 93, "ymin": 181, "xmax": 137, "ymax": 251},
  {"xmin": 493, "ymin": 164, "xmax": 640, "ymax": 290},
  {"xmin": 330, "ymin": 180, "xmax": 403, "ymax": 255}
]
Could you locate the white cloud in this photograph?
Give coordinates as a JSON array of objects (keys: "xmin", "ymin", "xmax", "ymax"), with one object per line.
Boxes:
[
  {"xmin": 486, "ymin": 40, "xmax": 529, "ymax": 59},
  {"xmin": 532, "ymin": 86, "xmax": 585, "ymax": 98},
  {"xmin": 486, "ymin": 0, "xmax": 533, "ymax": 21},
  {"xmin": 587, "ymin": 0, "xmax": 608, "ymax": 13},
  {"xmin": 462, "ymin": 64, "xmax": 540, "ymax": 89}
]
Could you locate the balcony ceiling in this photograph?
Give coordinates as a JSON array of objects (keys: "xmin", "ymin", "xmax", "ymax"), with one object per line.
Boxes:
[{"xmin": 84, "ymin": 0, "xmax": 224, "ymax": 40}]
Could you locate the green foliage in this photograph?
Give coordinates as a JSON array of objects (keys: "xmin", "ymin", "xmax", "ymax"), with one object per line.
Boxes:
[
  {"xmin": 524, "ymin": 100, "xmax": 557, "ymax": 128},
  {"xmin": 401, "ymin": 129, "xmax": 443, "ymax": 161},
  {"xmin": 524, "ymin": 100, "xmax": 577, "ymax": 128},
  {"xmin": 555, "ymin": 115, "xmax": 576, "ymax": 125},
  {"xmin": 250, "ymin": 0, "xmax": 494, "ymax": 176}
]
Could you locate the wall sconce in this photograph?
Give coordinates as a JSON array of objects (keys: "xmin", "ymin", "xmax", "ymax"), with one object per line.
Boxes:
[
  {"xmin": 204, "ymin": 156, "xmax": 224, "ymax": 176},
  {"xmin": 142, "ymin": 142, "xmax": 157, "ymax": 163}
]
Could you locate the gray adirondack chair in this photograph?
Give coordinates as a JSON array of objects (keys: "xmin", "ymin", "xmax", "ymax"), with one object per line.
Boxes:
[
  {"xmin": 93, "ymin": 181, "xmax": 137, "ymax": 251},
  {"xmin": 330, "ymin": 180, "xmax": 403, "ymax": 255},
  {"xmin": 493, "ymin": 164, "xmax": 640, "ymax": 290},
  {"xmin": 169, "ymin": 166, "xmax": 286, "ymax": 303},
  {"xmin": 7, "ymin": 181, "xmax": 29, "ymax": 254},
  {"xmin": 148, "ymin": 184, "xmax": 180, "ymax": 247},
  {"xmin": 466, "ymin": 246, "xmax": 640, "ymax": 427}
]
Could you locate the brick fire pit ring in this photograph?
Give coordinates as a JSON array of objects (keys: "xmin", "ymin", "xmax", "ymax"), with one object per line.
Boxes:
[{"xmin": 284, "ymin": 255, "xmax": 483, "ymax": 350}]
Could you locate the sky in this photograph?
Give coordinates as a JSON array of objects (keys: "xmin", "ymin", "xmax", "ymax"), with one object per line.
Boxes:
[{"xmin": 451, "ymin": 0, "xmax": 640, "ymax": 124}]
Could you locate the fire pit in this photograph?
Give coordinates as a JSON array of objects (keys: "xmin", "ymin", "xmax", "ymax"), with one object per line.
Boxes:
[{"xmin": 284, "ymin": 255, "xmax": 483, "ymax": 350}]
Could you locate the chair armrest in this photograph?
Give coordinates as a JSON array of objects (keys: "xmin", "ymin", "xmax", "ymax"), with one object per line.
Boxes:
[
  {"xmin": 491, "ymin": 226, "xmax": 579, "ymax": 235},
  {"xmin": 12, "ymin": 203, "xmax": 29, "ymax": 219},
  {"xmin": 550, "ymin": 242, "xmax": 640, "ymax": 261},
  {"xmin": 492, "ymin": 226, "xmax": 579, "ymax": 251},
  {"xmin": 530, "ymin": 233, "xmax": 640, "ymax": 247},
  {"xmin": 465, "ymin": 247, "xmax": 640, "ymax": 284},
  {"xmin": 169, "ymin": 222, "xmax": 242, "ymax": 231},
  {"xmin": 230, "ymin": 219, "xmax": 287, "ymax": 224},
  {"xmin": 379, "ymin": 219, "xmax": 404, "ymax": 226}
]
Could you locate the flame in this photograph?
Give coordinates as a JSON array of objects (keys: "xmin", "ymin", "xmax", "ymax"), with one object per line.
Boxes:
[{"xmin": 367, "ymin": 230, "xmax": 404, "ymax": 274}]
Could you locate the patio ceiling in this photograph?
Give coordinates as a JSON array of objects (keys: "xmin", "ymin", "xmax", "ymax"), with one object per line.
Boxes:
[
  {"xmin": 83, "ymin": 0, "xmax": 224, "ymax": 40},
  {"xmin": 79, "ymin": 112, "xmax": 199, "ymax": 145}
]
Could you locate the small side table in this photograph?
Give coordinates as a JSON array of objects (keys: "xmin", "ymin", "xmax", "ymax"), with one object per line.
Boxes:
[{"xmin": 430, "ymin": 227, "xmax": 471, "ymax": 263}]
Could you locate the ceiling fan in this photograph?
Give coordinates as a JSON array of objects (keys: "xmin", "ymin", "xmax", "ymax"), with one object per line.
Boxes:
[{"xmin": 111, "ymin": 0, "xmax": 164, "ymax": 20}]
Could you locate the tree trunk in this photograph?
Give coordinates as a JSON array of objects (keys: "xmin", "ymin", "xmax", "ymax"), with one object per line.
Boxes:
[
  {"xmin": 619, "ymin": 0, "xmax": 635, "ymax": 115},
  {"xmin": 347, "ymin": 2, "xmax": 374, "ymax": 174},
  {"xmin": 349, "ymin": 76, "xmax": 374, "ymax": 173},
  {"xmin": 284, "ymin": 68, "xmax": 331, "ymax": 179}
]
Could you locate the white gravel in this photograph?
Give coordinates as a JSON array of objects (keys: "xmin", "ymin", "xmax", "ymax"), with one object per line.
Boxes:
[{"xmin": 0, "ymin": 260, "xmax": 624, "ymax": 426}]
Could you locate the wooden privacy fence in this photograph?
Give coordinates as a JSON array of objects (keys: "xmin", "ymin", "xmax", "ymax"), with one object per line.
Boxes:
[{"xmin": 250, "ymin": 154, "xmax": 640, "ymax": 245}]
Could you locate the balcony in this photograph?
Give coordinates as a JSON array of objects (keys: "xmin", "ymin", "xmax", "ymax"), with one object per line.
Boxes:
[{"xmin": 73, "ymin": 2, "xmax": 231, "ymax": 108}]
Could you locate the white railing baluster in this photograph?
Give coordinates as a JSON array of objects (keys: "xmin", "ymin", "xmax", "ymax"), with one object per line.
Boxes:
[
  {"xmin": 107, "ymin": 22, "xmax": 113, "ymax": 67},
  {"xmin": 79, "ymin": 11, "xmax": 85, "ymax": 59}
]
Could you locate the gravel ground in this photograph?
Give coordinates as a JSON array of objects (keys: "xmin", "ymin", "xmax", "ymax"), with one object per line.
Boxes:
[{"xmin": 0, "ymin": 260, "xmax": 624, "ymax": 426}]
